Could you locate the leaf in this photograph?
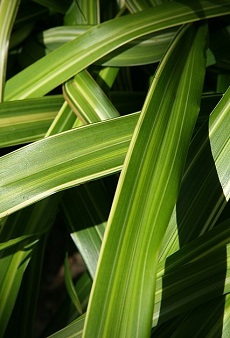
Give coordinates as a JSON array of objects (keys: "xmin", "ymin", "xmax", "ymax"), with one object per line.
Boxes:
[
  {"xmin": 60, "ymin": 91, "xmax": 228, "ymax": 284},
  {"xmin": 45, "ymin": 100, "xmax": 77, "ymax": 136},
  {"xmin": 64, "ymin": 252, "xmax": 83, "ymax": 314},
  {"xmin": 159, "ymin": 86, "xmax": 230, "ymax": 260},
  {"xmin": 40, "ymin": 26, "xmax": 176, "ymax": 66},
  {"xmin": 209, "ymin": 85, "xmax": 230, "ymax": 201},
  {"xmin": 47, "ymin": 315, "xmax": 85, "ymax": 338},
  {"xmin": 0, "ymin": 99, "xmax": 80, "ymax": 336},
  {"xmin": 0, "ymin": 95, "xmax": 63, "ymax": 147},
  {"xmin": 46, "ymin": 218, "xmax": 230, "ymax": 337},
  {"xmin": 0, "ymin": 234, "xmax": 38, "ymax": 251},
  {"xmin": 0, "ymin": 112, "xmax": 139, "ymax": 218},
  {"xmin": 63, "ymin": 70, "xmax": 120, "ymax": 123},
  {"xmin": 62, "ymin": 182, "xmax": 111, "ymax": 279},
  {"xmin": 0, "ymin": 0, "xmax": 20, "ymax": 100},
  {"xmin": 0, "ymin": 196, "xmax": 60, "ymax": 336},
  {"xmin": 83, "ymin": 22, "xmax": 207, "ymax": 338},
  {"xmin": 64, "ymin": 0, "xmax": 99, "ymax": 25},
  {"xmin": 43, "ymin": 272, "xmax": 92, "ymax": 336},
  {"xmin": 4, "ymin": 0, "xmax": 230, "ymax": 100}
]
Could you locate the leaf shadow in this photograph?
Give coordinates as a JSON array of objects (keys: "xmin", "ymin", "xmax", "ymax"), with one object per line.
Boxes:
[
  {"xmin": 152, "ymin": 109, "xmax": 229, "ymax": 336},
  {"xmin": 175, "ymin": 0, "xmax": 230, "ymax": 20}
]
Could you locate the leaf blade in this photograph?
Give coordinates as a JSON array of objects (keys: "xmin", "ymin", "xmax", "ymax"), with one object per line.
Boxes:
[
  {"xmin": 83, "ymin": 22, "xmax": 207, "ymax": 338},
  {"xmin": 0, "ymin": 113, "xmax": 139, "ymax": 218},
  {"xmin": 4, "ymin": 0, "xmax": 230, "ymax": 100}
]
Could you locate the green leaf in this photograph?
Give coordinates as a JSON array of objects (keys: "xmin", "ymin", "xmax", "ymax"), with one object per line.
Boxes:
[
  {"xmin": 60, "ymin": 91, "xmax": 228, "ymax": 285},
  {"xmin": 64, "ymin": 252, "xmax": 83, "ymax": 314},
  {"xmin": 210, "ymin": 85, "xmax": 230, "ymax": 201},
  {"xmin": 0, "ymin": 196, "xmax": 60, "ymax": 337},
  {"xmin": 0, "ymin": 250, "xmax": 32, "ymax": 336},
  {"xmin": 83, "ymin": 22, "xmax": 207, "ymax": 338},
  {"xmin": 157, "ymin": 218, "xmax": 230, "ymax": 278},
  {"xmin": 4, "ymin": 0, "xmax": 230, "ymax": 100},
  {"xmin": 0, "ymin": 0, "xmax": 20, "ymax": 101},
  {"xmin": 64, "ymin": 0, "xmax": 99, "ymax": 25},
  {"xmin": 47, "ymin": 314, "xmax": 86, "ymax": 338},
  {"xmin": 43, "ymin": 272, "xmax": 91, "ymax": 336},
  {"xmin": 95, "ymin": 66, "xmax": 119, "ymax": 92},
  {"xmin": 0, "ymin": 112, "xmax": 139, "ymax": 218},
  {"xmin": 157, "ymin": 294, "xmax": 230, "ymax": 337},
  {"xmin": 45, "ymin": 100, "xmax": 78, "ymax": 136},
  {"xmin": 62, "ymin": 182, "xmax": 111, "ymax": 278},
  {"xmin": 126, "ymin": 0, "xmax": 155, "ymax": 12},
  {"xmin": 97, "ymin": 29, "xmax": 176, "ymax": 66},
  {"xmin": 0, "ymin": 234, "xmax": 38, "ymax": 251},
  {"xmin": 39, "ymin": 26, "xmax": 92, "ymax": 52},
  {"xmin": 0, "ymin": 105, "xmax": 79, "ymax": 336},
  {"xmin": 45, "ymin": 218, "xmax": 230, "ymax": 337},
  {"xmin": 5, "ymin": 236, "xmax": 47, "ymax": 337},
  {"xmin": 160, "ymin": 86, "xmax": 230, "ymax": 261},
  {"xmin": 40, "ymin": 26, "xmax": 176, "ymax": 66},
  {"xmin": 63, "ymin": 70, "xmax": 120, "ymax": 123},
  {"xmin": 0, "ymin": 95, "xmax": 63, "ymax": 147}
]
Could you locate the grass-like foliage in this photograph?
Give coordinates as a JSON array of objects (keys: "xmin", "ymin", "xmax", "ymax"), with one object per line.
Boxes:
[{"xmin": 0, "ymin": 1, "xmax": 230, "ymax": 337}]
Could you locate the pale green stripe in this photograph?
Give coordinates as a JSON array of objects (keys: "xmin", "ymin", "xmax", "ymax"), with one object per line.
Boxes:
[
  {"xmin": 0, "ymin": 96, "xmax": 63, "ymax": 147},
  {"xmin": 0, "ymin": 113, "xmax": 139, "ymax": 218},
  {"xmin": 63, "ymin": 70, "xmax": 120, "ymax": 123},
  {"xmin": 5, "ymin": 0, "xmax": 230, "ymax": 100},
  {"xmin": 83, "ymin": 23, "xmax": 207, "ymax": 338},
  {"xmin": 0, "ymin": 0, "xmax": 20, "ymax": 101}
]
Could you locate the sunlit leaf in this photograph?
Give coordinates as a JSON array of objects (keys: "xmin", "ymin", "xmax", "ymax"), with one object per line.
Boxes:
[{"xmin": 83, "ymin": 22, "xmax": 207, "ymax": 338}]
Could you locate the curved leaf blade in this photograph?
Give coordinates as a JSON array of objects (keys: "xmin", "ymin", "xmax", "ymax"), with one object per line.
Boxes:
[
  {"xmin": 0, "ymin": 96, "xmax": 63, "ymax": 147},
  {"xmin": 83, "ymin": 22, "xmax": 207, "ymax": 338},
  {"xmin": 0, "ymin": 113, "xmax": 139, "ymax": 218},
  {"xmin": 4, "ymin": 0, "xmax": 230, "ymax": 100},
  {"xmin": 159, "ymin": 86, "xmax": 230, "ymax": 260},
  {"xmin": 41, "ymin": 26, "xmax": 177, "ymax": 66},
  {"xmin": 0, "ymin": 0, "xmax": 20, "ymax": 101},
  {"xmin": 63, "ymin": 70, "xmax": 119, "ymax": 123}
]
